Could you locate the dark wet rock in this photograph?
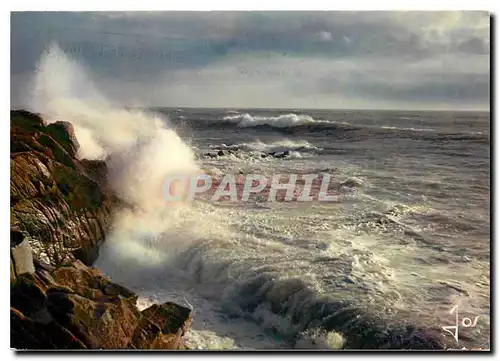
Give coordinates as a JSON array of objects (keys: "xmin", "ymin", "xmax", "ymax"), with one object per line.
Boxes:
[
  {"xmin": 217, "ymin": 150, "xmax": 225, "ymax": 157},
  {"xmin": 79, "ymin": 159, "xmax": 109, "ymax": 190},
  {"xmin": 11, "ymin": 274, "xmax": 47, "ymax": 317},
  {"xmin": 11, "ymin": 307, "xmax": 87, "ymax": 349},
  {"xmin": 340, "ymin": 177, "xmax": 363, "ymax": 188},
  {"xmin": 11, "ymin": 260, "xmax": 192, "ymax": 350},
  {"xmin": 11, "ymin": 229, "xmax": 26, "ymax": 248},
  {"xmin": 268, "ymin": 150, "xmax": 290, "ymax": 159},
  {"xmin": 71, "ymin": 241, "xmax": 102, "ymax": 267}
]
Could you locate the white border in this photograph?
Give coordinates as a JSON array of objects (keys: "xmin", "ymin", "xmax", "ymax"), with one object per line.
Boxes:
[
  {"xmin": 2, "ymin": 1, "xmax": 496, "ymax": 361},
  {"xmin": 4, "ymin": 0, "xmax": 499, "ymax": 11}
]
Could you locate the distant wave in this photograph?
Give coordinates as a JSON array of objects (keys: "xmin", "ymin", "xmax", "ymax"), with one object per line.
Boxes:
[
  {"xmin": 209, "ymin": 139, "xmax": 322, "ymax": 154},
  {"xmin": 380, "ymin": 126, "xmax": 435, "ymax": 132},
  {"xmin": 222, "ymin": 113, "xmax": 328, "ymax": 128},
  {"xmin": 211, "ymin": 113, "xmax": 488, "ymax": 142},
  {"xmin": 222, "ymin": 114, "xmax": 439, "ymax": 134}
]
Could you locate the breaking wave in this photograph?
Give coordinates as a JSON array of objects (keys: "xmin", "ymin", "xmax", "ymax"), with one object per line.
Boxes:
[
  {"xmin": 193, "ymin": 113, "xmax": 489, "ymax": 142},
  {"xmin": 96, "ymin": 200, "xmax": 449, "ymax": 350},
  {"xmin": 209, "ymin": 139, "xmax": 322, "ymax": 154},
  {"xmin": 223, "ymin": 113, "xmax": 327, "ymax": 128}
]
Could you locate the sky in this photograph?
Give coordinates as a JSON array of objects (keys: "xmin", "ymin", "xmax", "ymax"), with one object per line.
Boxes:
[{"xmin": 10, "ymin": 11, "xmax": 490, "ymax": 110}]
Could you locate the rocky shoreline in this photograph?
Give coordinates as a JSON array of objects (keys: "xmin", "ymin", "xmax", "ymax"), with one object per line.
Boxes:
[
  {"xmin": 10, "ymin": 110, "xmax": 192, "ymax": 350},
  {"xmin": 10, "ymin": 109, "xmax": 452, "ymax": 351}
]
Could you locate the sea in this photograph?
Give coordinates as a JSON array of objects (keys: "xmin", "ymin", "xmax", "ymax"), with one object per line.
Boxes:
[{"xmin": 95, "ymin": 108, "xmax": 491, "ymax": 350}]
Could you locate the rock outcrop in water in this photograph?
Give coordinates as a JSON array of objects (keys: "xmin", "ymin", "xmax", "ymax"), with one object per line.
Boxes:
[
  {"xmin": 11, "ymin": 254, "xmax": 192, "ymax": 349},
  {"xmin": 10, "ymin": 110, "xmax": 193, "ymax": 350}
]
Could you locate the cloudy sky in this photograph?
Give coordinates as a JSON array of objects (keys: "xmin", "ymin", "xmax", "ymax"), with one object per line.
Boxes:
[{"xmin": 11, "ymin": 11, "xmax": 490, "ymax": 110}]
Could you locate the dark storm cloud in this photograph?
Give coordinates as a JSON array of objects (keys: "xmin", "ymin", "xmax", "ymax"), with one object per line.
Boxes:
[
  {"xmin": 318, "ymin": 72, "xmax": 490, "ymax": 103},
  {"xmin": 10, "ymin": 11, "xmax": 490, "ymax": 110}
]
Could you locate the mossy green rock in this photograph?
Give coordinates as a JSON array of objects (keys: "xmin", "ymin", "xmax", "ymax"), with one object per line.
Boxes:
[{"xmin": 45, "ymin": 121, "xmax": 80, "ymax": 157}]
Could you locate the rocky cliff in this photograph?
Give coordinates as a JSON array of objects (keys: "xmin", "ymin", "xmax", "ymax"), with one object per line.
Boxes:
[
  {"xmin": 11, "ymin": 110, "xmax": 116, "ymax": 266},
  {"xmin": 10, "ymin": 110, "xmax": 192, "ymax": 350}
]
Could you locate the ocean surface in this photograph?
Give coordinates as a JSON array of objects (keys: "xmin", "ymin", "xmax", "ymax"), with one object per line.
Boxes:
[{"xmin": 95, "ymin": 108, "xmax": 490, "ymax": 350}]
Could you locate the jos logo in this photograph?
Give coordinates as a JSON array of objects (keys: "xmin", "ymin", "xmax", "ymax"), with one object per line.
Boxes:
[{"xmin": 441, "ymin": 304, "xmax": 480, "ymax": 343}]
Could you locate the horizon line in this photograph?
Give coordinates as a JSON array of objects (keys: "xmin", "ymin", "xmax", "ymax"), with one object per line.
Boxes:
[
  {"xmin": 11, "ymin": 105, "xmax": 491, "ymax": 113},
  {"xmin": 144, "ymin": 105, "xmax": 491, "ymax": 113}
]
